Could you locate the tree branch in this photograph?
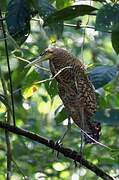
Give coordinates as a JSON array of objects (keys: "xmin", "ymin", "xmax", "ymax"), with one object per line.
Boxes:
[
  {"xmin": 64, "ymin": 23, "xmax": 111, "ymax": 33},
  {"xmin": 0, "ymin": 121, "xmax": 114, "ymax": 180}
]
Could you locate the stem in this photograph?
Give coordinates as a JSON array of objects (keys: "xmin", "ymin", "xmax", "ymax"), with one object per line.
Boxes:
[
  {"xmin": 64, "ymin": 23, "xmax": 111, "ymax": 33},
  {"xmin": 64, "ymin": 23, "xmax": 95, "ymax": 29},
  {"xmin": 0, "ymin": 68, "xmax": 12, "ymax": 180},
  {"xmin": 12, "ymin": 158, "xmax": 27, "ymax": 180},
  {"xmin": 0, "ymin": 10, "xmax": 16, "ymax": 126}
]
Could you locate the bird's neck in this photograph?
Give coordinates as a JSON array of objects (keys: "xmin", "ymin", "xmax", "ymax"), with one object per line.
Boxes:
[{"xmin": 50, "ymin": 55, "xmax": 75, "ymax": 70}]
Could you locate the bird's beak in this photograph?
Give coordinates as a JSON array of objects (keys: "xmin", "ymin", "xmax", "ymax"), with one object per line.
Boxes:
[{"xmin": 25, "ymin": 53, "xmax": 52, "ymax": 68}]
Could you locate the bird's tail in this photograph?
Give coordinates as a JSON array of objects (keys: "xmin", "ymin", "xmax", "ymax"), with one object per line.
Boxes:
[
  {"xmin": 83, "ymin": 121, "xmax": 101, "ymax": 144},
  {"xmin": 72, "ymin": 112, "xmax": 101, "ymax": 144}
]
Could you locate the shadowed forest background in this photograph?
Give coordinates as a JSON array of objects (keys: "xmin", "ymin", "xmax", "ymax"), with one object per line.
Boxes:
[{"xmin": 0, "ymin": 0, "xmax": 119, "ymax": 179}]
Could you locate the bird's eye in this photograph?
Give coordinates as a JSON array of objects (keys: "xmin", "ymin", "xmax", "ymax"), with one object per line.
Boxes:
[{"xmin": 47, "ymin": 48, "xmax": 53, "ymax": 53}]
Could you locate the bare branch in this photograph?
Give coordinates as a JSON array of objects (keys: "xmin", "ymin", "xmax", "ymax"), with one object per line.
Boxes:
[
  {"xmin": 64, "ymin": 23, "xmax": 111, "ymax": 33},
  {"xmin": 0, "ymin": 121, "xmax": 114, "ymax": 180}
]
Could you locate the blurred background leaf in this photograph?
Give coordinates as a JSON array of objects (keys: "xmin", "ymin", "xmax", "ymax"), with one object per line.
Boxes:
[
  {"xmin": 88, "ymin": 65, "xmax": 118, "ymax": 89},
  {"xmin": 95, "ymin": 3, "xmax": 119, "ymax": 32},
  {"xmin": 32, "ymin": 0, "xmax": 64, "ymax": 39},
  {"xmin": 6, "ymin": 0, "xmax": 31, "ymax": 45},
  {"xmin": 45, "ymin": 5, "xmax": 97, "ymax": 24}
]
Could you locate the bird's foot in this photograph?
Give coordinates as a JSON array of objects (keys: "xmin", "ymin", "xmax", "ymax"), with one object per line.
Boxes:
[
  {"xmin": 72, "ymin": 147, "xmax": 84, "ymax": 168},
  {"xmin": 52, "ymin": 139, "xmax": 63, "ymax": 158},
  {"xmin": 73, "ymin": 159, "xmax": 78, "ymax": 167},
  {"xmin": 73, "ymin": 153, "xmax": 83, "ymax": 168}
]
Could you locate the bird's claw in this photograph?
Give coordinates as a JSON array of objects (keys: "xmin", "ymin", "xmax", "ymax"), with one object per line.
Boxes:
[
  {"xmin": 73, "ymin": 160, "xmax": 78, "ymax": 167},
  {"xmin": 52, "ymin": 139, "xmax": 63, "ymax": 158}
]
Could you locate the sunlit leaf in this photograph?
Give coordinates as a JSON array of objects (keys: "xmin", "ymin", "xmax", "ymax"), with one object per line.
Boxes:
[
  {"xmin": 56, "ymin": 0, "xmax": 73, "ymax": 9},
  {"xmin": 6, "ymin": 0, "xmax": 31, "ymax": 45},
  {"xmin": 88, "ymin": 66, "xmax": 117, "ymax": 89},
  {"xmin": 45, "ymin": 5, "xmax": 97, "ymax": 24},
  {"xmin": 22, "ymin": 85, "xmax": 38, "ymax": 99},
  {"xmin": 95, "ymin": 4, "xmax": 119, "ymax": 32},
  {"xmin": 0, "ymin": 95, "xmax": 11, "ymax": 111},
  {"xmin": 55, "ymin": 106, "xmax": 68, "ymax": 124}
]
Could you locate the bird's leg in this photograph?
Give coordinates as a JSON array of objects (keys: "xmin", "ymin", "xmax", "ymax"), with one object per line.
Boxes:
[
  {"xmin": 74, "ymin": 107, "xmax": 85, "ymax": 167},
  {"xmin": 58, "ymin": 117, "xmax": 71, "ymax": 144},
  {"xmin": 80, "ymin": 107, "xmax": 85, "ymax": 156},
  {"xmin": 54, "ymin": 117, "xmax": 71, "ymax": 157}
]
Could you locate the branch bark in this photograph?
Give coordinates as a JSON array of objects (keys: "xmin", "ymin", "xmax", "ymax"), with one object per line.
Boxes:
[{"xmin": 0, "ymin": 121, "xmax": 114, "ymax": 180}]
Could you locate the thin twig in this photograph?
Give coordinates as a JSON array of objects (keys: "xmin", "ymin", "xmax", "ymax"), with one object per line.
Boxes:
[
  {"xmin": 64, "ymin": 23, "xmax": 111, "ymax": 33},
  {"xmin": 80, "ymin": 127, "xmax": 111, "ymax": 150},
  {"xmin": 12, "ymin": 158, "xmax": 27, "ymax": 180},
  {"xmin": 81, "ymin": 0, "xmax": 91, "ymax": 62},
  {"xmin": 0, "ymin": 67, "xmax": 12, "ymax": 180},
  {"xmin": 0, "ymin": 10, "xmax": 16, "ymax": 126},
  {"xmin": 14, "ymin": 55, "xmax": 50, "ymax": 72},
  {"xmin": 0, "ymin": 121, "xmax": 114, "ymax": 180},
  {"xmin": 31, "ymin": 17, "xmax": 96, "ymax": 30},
  {"xmin": 65, "ymin": 23, "xmax": 95, "ymax": 29},
  {"xmin": 34, "ymin": 66, "xmax": 72, "ymax": 84}
]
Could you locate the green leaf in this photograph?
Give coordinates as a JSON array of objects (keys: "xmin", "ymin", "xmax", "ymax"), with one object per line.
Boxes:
[
  {"xmin": 45, "ymin": 5, "xmax": 97, "ymax": 24},
  {"xmin": 55, "ymin": 106, "xmax": 68, "ymax": 124},
  {"xmin": 110, "ymin": 148, "xmax": 119, "ymax": 158},
  {"xmin": 88, "ymin": 66, "xmax": 117, "ymax": 89},
  {"xmin": 22, "ymin": 68, "xmax": 41, "ymax": 87},
  {"xmin": 6, "ymin": 0, "xmax": 31, "ymax": 45},
  {"xmin": 95, "ymin": 4, "xmax": 119, "ymax": 32},
  {"xmin": 44, "ymin": 80, "xmax": 58, "ymax": 98},
  {"xmin": 0, "ymin": 0, "xmax": 7, "ymax": 10},
  {"xmin": 111, "ymin": 23, "xmax": 119, "ymax": 55},
  {"xmin": 34, "ymin": 0, "xmax": 63, "ymax": 39},
  {"xmin": 22, "ymin": 85, "xmax": 38, "ymax": 99},
  {"xmin": 0, "ymin": 94, "xmax": 11, "ymax": 111},
  {"xmin": 56, "ymin": 0, "xmax": 72, "ymax": 9},
  {"xmin": 35, "ymin": 0, "xmax": 55, "ymax": 21}
]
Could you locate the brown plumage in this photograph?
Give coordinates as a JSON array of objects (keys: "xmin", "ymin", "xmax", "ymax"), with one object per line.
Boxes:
[
  {"xmin": 48, "ymin": 48, "xmax": 101, "ymax": 143},
  {"xmin": 28, "ymin": 47, "xmax": 101, "ymax": 143}
]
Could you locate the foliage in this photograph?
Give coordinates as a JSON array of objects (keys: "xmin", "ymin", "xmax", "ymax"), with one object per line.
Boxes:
[{"xmin": 0, "ymin": 0, "xmax": 119, "ymax": 179}]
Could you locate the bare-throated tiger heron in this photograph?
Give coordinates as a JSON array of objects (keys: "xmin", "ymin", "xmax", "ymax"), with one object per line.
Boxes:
[{"xmin": 27, "ymin": 48, "xmax": 101, "ymax": 143}]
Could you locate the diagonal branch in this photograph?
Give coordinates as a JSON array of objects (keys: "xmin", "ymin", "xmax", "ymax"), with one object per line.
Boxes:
[{"xmin": 0, "ymin": 121, "xmax": 114, "ymax": 180}]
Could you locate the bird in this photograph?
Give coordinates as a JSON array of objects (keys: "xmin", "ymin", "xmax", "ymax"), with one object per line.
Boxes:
[{"xmin": 27, "ymin": 47, "xmax": 101, "ymax": 144}]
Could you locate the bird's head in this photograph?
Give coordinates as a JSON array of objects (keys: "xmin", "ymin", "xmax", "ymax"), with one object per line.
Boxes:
[
  {"xmin": 26, "ymin": 48, "xmax": 54, "ymax": 68},
  {"xmin": 26, "ymin": 47, "xmax": 72, "ymax": 68}
]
